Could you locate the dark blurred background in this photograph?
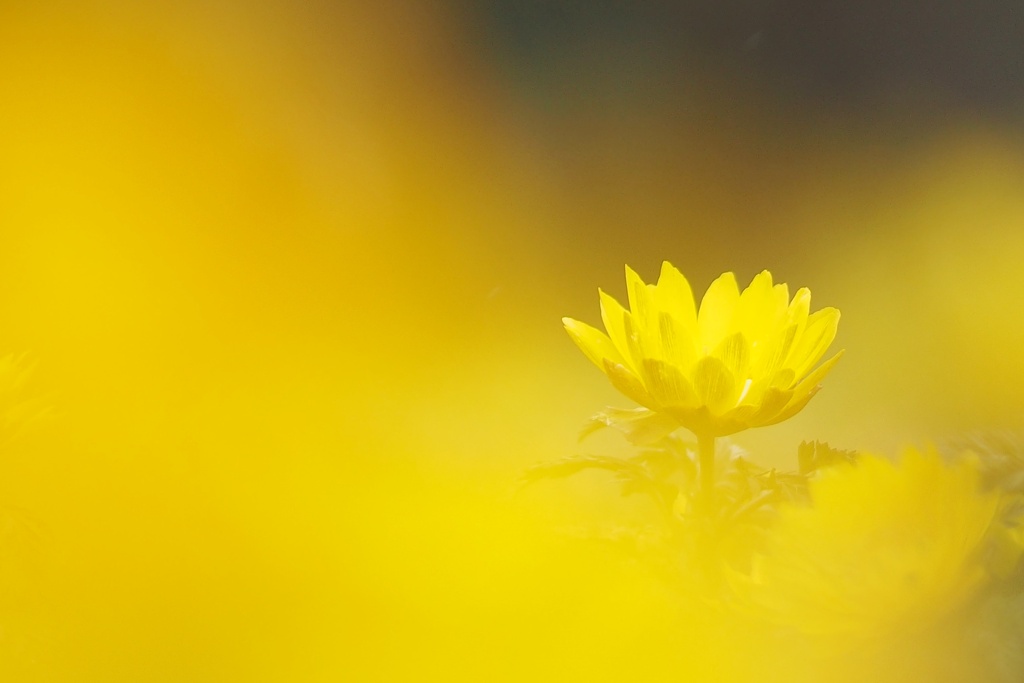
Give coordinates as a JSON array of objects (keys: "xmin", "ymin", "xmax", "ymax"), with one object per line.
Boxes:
[{"xmin": 470, "ymin": 1, "xmax": 1024, "ymax": 122}]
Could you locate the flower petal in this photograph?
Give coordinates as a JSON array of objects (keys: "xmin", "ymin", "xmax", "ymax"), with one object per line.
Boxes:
[
  {"xmin": 698, "ymin": 272, "xmax": 740, "ymax": 352},
  {"xmin": 625, "ymin": 265, "xmax": 668, "ymax": 364},
  {"xmin": 655, "ymin": 261, "xmax": 697, "ymax": 328},
  {"xmin": 658, "ymin": 311, "xmax": 698, "ymax": 371},
  {"xmin": 623, "ymin": 311, "xmax": 651, "ymax": 372},
  {"xmin": 712, "ymin": 331, "xmax": 751, "ymax": 378},
  {"xmin": 562, "ymin": 317, "xmax": 625, "ymax": 370},
  {"xmin": 787, "ymin": 307, "xmax": 841, "ymax": 379},
  {"xmin": 779, "ymin": 287, "xmax": 811, "ymax": 353},
  {"xmin": 745, "ymin": 386, "xmax": 795, "ymax": 425},
  {"xmin": 602, "ymin": 358, "xmax": 657, "ymax": 409},
  {"xmin": 770, "ymin": 367, "xmax": 796, "ymax": 389},
  {"xmin": 691, "ymin": 356, "xmax": 737, "ymax": 415},
  {"xmin": 772, "ymin": 282, "xmax": 790, "ymax": 316},
  {"xmin": 599, "ymin": 290, "xmax": 635, "ymax": 369},
  {"xmin": 625, "ymin": 265, "xmax": 654, "ymax": 322},
  {"xmin": 736, "ymin": 271, "xmax": 777, "ymax": 342},
  {"xmin": 786, "ymin": 287, "xmax": 811, "ymax": 325},
  {"xmin": 751, "ymin": 323, "xmax": 799, "ymax": 381},
  {"xmin": 642, "ymin": 358, "xmax": 700, "ymax": 409},
  {"xmin": 765, "ymin": 350, "xmax": 844, "ymax": 425}
]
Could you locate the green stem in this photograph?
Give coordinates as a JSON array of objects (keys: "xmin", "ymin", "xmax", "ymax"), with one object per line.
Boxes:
[{"xmin": 697, "ymin": 432, "xmax": 716, "ymax": 515}]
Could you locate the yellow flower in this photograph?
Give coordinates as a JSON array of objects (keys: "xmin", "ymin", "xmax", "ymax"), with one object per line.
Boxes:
[
  {"xmin": 563, "ymin": 262, "xmax": 842, "ymax": 437},
  {"xmin": 748, "ymin": 449, "xmax": 1003, "ymax": 649}
]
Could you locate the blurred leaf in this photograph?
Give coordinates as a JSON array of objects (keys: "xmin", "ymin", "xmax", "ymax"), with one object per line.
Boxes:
[
  {"xmin": 797, "ymin": 440, "xmax": 858, "ymax": 476},
  {"xmin": 580, "ymin": 406, "xmax": 680, "ymax": 445},
  {"xmin": 518, "ymin": 453, "xmax": 677, "ymax": 516}
]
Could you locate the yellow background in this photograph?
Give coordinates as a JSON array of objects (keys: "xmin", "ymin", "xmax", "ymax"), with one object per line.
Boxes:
[{"xmin": 1, "ymin": 1, "xmax": 1022, "ymax": 679}]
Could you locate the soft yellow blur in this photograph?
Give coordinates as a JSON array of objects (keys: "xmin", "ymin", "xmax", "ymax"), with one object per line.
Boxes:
[
  {"xmin": 1, "ymin": 1, "xmax": 1024, "ymax": 681},
  {"xmin": 750, "ymin": 450, "xmax": 998, "ymax": 647}
]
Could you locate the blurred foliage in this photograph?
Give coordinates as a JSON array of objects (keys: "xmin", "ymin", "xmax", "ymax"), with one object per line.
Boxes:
[
  {"xmin": 523, "ymin": 421, "xmax": 1024, "ymax": 682},
  {"xmin": 520, "ymin": 435, "xmax": 856, "ymax": 586}
]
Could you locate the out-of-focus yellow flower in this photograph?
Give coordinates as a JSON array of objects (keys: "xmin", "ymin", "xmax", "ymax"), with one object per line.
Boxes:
[
  {"xmin": 748, "ymin": 449, "xmax": 1004, "ymax": 649},
  {"xmin": 563, "ymin": 262, "xmax": 842, "ymax": 437}
]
